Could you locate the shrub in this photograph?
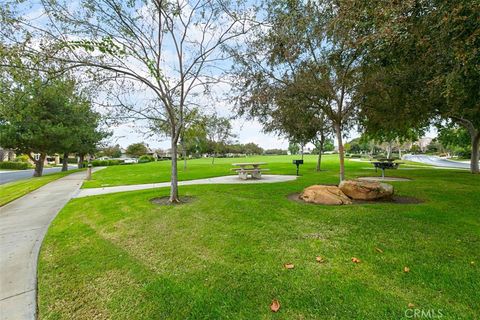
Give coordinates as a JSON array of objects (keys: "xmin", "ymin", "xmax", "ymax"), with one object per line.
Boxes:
[
  {"xmin": 87, "ymin": 159, "xmax": 124, "ymax": 167},
  {"xmin": 0, "ymin": 161, "xmax": 31, "ymax": 170},
  {"xmin": 138, "ymin": 155, "xmax": 155, "ymax": 163},
  {"xmin": 13, "ymin": 155, "xmax": 30, "ymax": 163}
]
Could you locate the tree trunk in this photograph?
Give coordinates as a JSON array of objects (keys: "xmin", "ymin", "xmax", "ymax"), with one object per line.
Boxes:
[
  {"xmin": 386, "ymin": 142, "xmax": 392, "ymax": 159},
  {"xmin": 212, "ymin": 153, "xmax": 215, "ymax": 165},
  {"xmin": 316, "ymin": 139, "xmax": 324, "ymax": 172},
  {"xmin": 182, "ymin": 141, "xmax": 187, "ymax": 171},
  {"xmin": 33, "ymin": 153, "xmax": 46, "ymax": 177},
  {"xmin": 334, "ymin": 123, "xmax": 345, "ymax": 181},
  {"xmin": 169, "ymin": 139, "xmax": 180, "ymax": 202},
  {"xmin": 62, "ymin": 152, "xmax": 69, "ymax": 171},
  {"xmin": 470, "ymin": 130, "xmax": 480, "ymax": 174},
  {"xmin": 78, "ymin": 154, "xmax": 85, "ymax": 169}
]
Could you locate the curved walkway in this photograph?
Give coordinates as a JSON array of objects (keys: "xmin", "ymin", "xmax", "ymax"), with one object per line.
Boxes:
[
  {"xmin": 0, "ymin": 173, "xmax": 296, "ymax": 319},
  {"xmin": 74, "ymin": 174, "xmax": 298, "ymax": 198},
  {"xmin": 0, "ymin": 170, "xmax": 103, "ymax": 320}
]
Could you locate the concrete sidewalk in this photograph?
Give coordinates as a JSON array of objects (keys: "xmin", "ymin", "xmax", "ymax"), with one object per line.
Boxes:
[
  {"xmin": 0, "ymin": 171, "xmax": 93, "ymax": 320},
  {"xmin": 74, "ymin": 174, "xmax": 298, "ymax": 198}
]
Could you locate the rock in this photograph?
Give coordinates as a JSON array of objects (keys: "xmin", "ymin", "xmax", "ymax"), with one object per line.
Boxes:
[
  {"xmin": 339, "ymin": 180, "xmax": 394, "ymax": 200},
  {"xmin": 300, "ymin": 185, "xmax": 352, "ymax": 205}
]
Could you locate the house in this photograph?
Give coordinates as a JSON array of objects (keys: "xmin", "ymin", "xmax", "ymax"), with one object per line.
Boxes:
[{"xmin": 0, "ymin": 148, "xmax": 16, "ymax": 162}]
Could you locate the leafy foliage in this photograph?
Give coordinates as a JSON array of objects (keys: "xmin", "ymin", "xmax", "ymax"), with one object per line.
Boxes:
[{"xmin": 126, "ymin": 143, "xmax": 149, "ymax": 158}]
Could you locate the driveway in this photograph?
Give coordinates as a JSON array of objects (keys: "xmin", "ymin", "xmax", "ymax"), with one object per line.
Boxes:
[
  {"xmin": 403, "ymin": 154, "xmax": 474, "ymax": 169},
  {"xmin": 0, "ymin": 166, "xmax": 77, "ymax": 185}
]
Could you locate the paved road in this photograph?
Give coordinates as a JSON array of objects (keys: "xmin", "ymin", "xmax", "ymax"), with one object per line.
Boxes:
[
  {"xmin": 0, "ymin": 169, "xmax": 102, "ymax": 320},
  {"xmin": 403, "ymin": 154, "xmax": 474, "ymax": 169},
  {"xmin": 0, "ymin": 166, "xmax": 77, "ymax": 185}
]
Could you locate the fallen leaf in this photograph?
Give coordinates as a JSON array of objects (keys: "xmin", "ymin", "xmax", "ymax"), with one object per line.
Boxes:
[
  {"xmin": 375, "ymin": 247, "xmax": 384, "ymax": 253},
  {"xmin": 408, "ymin": 303, "xmax": 415, "ymax": 308},
  {"xmin": 270, "ymin": 299, "xmax": 280, "ymax": 312},
  {"xmin": 284, "ymin": 263, "xmax": 295, "ymax": 269},
  {"xmin": 404, "ymin": 266, "xmax": 410, "ymax": 273},
  {"xmin": 351, "ymin": 257, "xmax": 361, "ymax": 263},
  {"xmin": 316, "ymin": 256, "xmax": 324, "ymax": 263},
  {"xmin": 471, "ymin": 261, "xmax": 475, "ymax": 265}
]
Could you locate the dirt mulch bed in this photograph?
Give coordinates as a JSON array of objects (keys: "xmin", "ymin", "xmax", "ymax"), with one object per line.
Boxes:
[
  {"xmin": 287, "ymin": 193, "xmax": 424, "ymax": 206},
  {"xmin": 150, "ymin": 196, "xmax": 196, "ymax": 206}
]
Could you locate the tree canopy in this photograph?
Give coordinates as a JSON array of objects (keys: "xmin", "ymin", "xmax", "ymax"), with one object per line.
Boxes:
[{"xmin": 0, "ymin": 74, "xmax": 106, "ymax": 176}]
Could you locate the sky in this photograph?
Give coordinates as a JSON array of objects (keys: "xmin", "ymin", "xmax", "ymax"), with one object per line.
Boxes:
[
  {"xmin": 14, "ymin": 0, "xmax": 435, "ymax": 151},
  {"xmin": 110, "ymin": 118, "xmax": 291, "ymax": 150}
]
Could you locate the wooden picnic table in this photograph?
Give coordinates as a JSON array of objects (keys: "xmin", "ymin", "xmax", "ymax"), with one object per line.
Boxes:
[{"xmin": 231, "ymin": 162, "xmax": 268, "ymax": 180}]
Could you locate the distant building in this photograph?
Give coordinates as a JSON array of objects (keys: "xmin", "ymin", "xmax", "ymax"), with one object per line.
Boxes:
[{"xmin": 0, "ymin": 147, "xmax": 16, "ymax": 162}]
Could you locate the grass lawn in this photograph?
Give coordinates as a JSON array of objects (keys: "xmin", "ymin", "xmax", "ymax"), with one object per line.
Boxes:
[
  {"xmin": 0, "ymin": 169, "xmax": 81, "ymax": 206},
  {"xmin": 81, "ymin": 154, "xmax": 435, "ymax": 188},
  {"xmin": 38, "ymin": 155, "xmax": 479, "ymax": 319}
]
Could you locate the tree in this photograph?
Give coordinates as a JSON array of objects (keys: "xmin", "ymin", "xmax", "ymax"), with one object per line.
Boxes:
[
  {"xmin": 355, "ymin": 0, "xmax": 480, "ymax": 173},
  {"xmin": 233, "ymin": 0, "xmax": 362, "ymax": 181},
  {"xmin": 126, "ymin": 143, "xmax": 148, "ymax": 158},
  {"xmin": 206, "ymin": 115, "xmax": 235, "ymax": 164},
  {"xmin": 0, "ymin": 73, "xmax": 89, "ymax": 176},
  {"xmin": 243, "ymin": 143, "xmax": 263, "ymax": 155},
  {"xmin": 437, "ymin": 125, "xmax": 471, "ymax": 158},
  {"xmin": 73, "ymin": 106, "xmax": 110, "ymax": 169},
  {"xmin": 58, "ymin": 90, "xmax": 109, "ymax": 171},
  {"xmin": 101, "ymin": 144, "xmax": 122, "ymax": 159},
  {"xmin": 288, "ymin": 142, "xmax": 300, "ymax": 156},
  {"xmin": 1, "ymin": 0, "xmax": 253, "ymax": 202}
]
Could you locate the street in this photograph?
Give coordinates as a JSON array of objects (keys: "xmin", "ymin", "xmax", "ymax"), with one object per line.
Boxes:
[
  {"xmin": 0, "ymin": 166, "xmax": 77, "ymax": 185},
  {"xmin": 403, "ymin": 154, "xmax": 475, "ymax": 169}
]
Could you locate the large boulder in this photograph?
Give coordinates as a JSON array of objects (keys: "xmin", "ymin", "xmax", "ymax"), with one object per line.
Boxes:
[
  {"xmin": 300, "ymin": 185, "xmax": 352, "ymax": 205},
  {"xmin": 339, "ymin": 180, "xmax": 394, "ymax": 200}
]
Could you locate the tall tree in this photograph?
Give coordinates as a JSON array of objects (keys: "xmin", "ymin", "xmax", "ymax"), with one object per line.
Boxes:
[
  {"xmin": 232, "ymin": 0, "xmax": 362, "ymax": 181},
  {"xmin": 355, "ymin": 0, "xmax": 480, "ymax": 173},
  {"xmin": 1, "ymin": 0, "xmax": 253, "ymax": 202},
  {"xmin": 257, "ymin": 83, "xmax": 332, "ymax": 171},
  {"xmin": 58, "ymin": 91, "xmax": 109, "ymax": 171},
  {"xmin": 0, "ymin": 76, "xmax": 87, "ymax": 176},
  {"xmin": 206, "ymin": 114, "xmax": 235, "ymax": 164}
]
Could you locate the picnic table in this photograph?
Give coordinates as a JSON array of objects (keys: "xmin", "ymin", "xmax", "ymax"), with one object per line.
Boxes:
[
  {"xmin": 231, "ymin": 162, "xmax": 269, "ymax": 180},
  {"xmin": 372, "ymin": 160, "xmax": 403, "ymax": 178}
]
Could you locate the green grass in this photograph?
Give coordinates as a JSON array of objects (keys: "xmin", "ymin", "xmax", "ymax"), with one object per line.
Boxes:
[
  {"xmin": 81, "ymin": 155, "xmax": 437, "ymax": 188},
  {"xmin": 38, "ymin": 155, "xmax": 479, "ymax": 319},
  {"xmin": 0, "ymin": 169, "xmax": 82, "ymax": 206}
]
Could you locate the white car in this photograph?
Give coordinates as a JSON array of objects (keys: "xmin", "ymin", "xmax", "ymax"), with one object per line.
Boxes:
[{"xmin": 123, "ymin": 158, "xmax": 138, "ymax": 164}]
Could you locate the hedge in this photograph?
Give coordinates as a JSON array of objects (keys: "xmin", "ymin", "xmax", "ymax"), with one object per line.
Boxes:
[
  {"xmin": 138, "ymin": 155, "xmax": 155, "ymax": 163},
  {"xmin": 0, "ymin": 161, "xmax": 32, "ymax": 170},
  {"xmin": 82, "ymin": 159, "xmax": 124, "ymax": 167}
]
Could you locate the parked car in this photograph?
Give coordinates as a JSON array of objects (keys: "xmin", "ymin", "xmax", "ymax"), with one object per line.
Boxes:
[{"xmin": 123, "ymin": 158, "xmax": 138, "ymax": 164}]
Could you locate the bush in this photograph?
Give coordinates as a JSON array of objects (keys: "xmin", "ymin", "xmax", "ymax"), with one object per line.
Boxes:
[
  {"xmin": 67, "ymin": 157, "xmax": 78, "ymax": 164},
  {"xmin": 13, "ymin": 155, "xmax": 30, "ymax": 163},
  {"xmin": 86, "ymin": 159, "xmax": 124, "ymax": 167},
  {"xmin": 0, "ymin": 161, "xmax": 31, "ymax": 170},
  {"xmin": 138, "ymin": 155, "xmax": 155, "ymax": 163}
]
